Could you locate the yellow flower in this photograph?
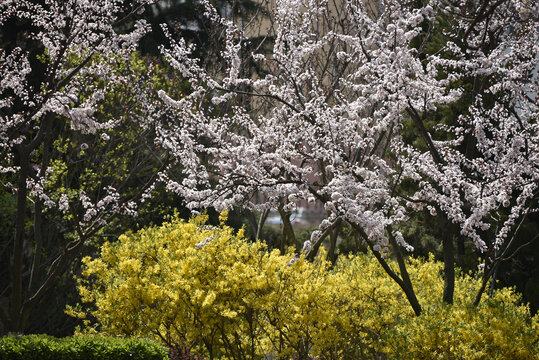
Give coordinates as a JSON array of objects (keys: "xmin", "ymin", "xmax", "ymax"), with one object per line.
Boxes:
[{"xmin": 72, "ymin": 215, "xmax": 539, "ymax": 359}]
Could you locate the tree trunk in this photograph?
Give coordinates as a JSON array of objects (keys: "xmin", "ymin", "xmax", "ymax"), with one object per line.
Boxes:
[
  {"xmin": 10, "ymin": 148, "xmax": 30, "ymax": 333},
  {"xmin": 278, "ymin": 207, "xmax": 299, "ymax": 253},
  {"xmin": 29, "ymin": 200, "xmax": 43, "ymax": 293},
  {"xmin": 255, "ymin": 209, "xmax": 269, "ymax": 241},
  {"xmin": 354, "ymin": 224, "xmax": 422, "ymax": 316},
  {"xmin": 442, "ymin": 224, "xmax": 455, "ymax": 304},
  {"xmin": 387, "ymin": 230, "xmax": 422, "ymax": 316},
  {"xmin": 326, "ymin": 223, "xmax": 340, "ymax": 264}
]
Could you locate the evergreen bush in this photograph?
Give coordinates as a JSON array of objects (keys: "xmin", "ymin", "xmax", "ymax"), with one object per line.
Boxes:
[{"xmin": 0, "ymin": 334, "xmax": 167, "ymax": 360}]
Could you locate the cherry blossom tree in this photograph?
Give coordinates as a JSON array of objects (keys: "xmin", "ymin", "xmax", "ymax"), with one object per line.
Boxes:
[
  {"xmin": 154, "ymin": 0, "xmax": 538, "ymax": 314},
  {"xmin": 399, "ymin": 0, "xmax": 538, "ymax": 304},
  {"xmin": 0, "ymin": 0, "xmax": 165, "ymax": 333}
]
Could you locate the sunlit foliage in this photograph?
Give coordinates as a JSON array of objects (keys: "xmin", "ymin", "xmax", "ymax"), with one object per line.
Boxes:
[{"xmin": 71, "ymin": 216, "xmax": 539, "ymax": 359}]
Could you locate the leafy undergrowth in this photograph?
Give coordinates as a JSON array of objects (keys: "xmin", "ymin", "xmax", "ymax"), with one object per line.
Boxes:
[{"xmin": 0, "ymin": 334, "xmax": 167, "ymax": 360}]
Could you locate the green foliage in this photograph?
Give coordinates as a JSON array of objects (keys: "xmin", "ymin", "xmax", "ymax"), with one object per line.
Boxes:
[
  {"xmin": 0, "ymin": 334, "xmax": 168, "ymax": 360},
  {"xmin": 72, "ymin": 216, "xmax": 539, "ymax": 359}
]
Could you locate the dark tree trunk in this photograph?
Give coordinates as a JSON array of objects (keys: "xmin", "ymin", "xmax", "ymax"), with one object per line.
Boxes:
[
  {"xmin": 10, "ymin": 147, "xmax": 30, "ymax": 333},
  {"xmin": 442, "ymin": 230, "xmax": 455, "ymax": 304}
]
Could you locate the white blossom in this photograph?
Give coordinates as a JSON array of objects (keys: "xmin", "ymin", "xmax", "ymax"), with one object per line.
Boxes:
[
  {"xmin": 302, "ymin": 240, "xmax": 313, "ymax": 253},
  {"xmin": 152, "ymin": 0, "xmax": 537, "ymax": 262}
]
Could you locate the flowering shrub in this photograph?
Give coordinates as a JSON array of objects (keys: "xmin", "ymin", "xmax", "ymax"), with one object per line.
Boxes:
[
  {"xmin": 70, "ymin": 216, "xmax": 539, "ymax": 359},
  {"xmin": 383, "ymin": 257, "xmax": 539, "ymax": 360}
]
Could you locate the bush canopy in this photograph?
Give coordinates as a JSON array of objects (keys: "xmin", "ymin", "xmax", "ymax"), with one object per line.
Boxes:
[{"xmin": 70, "ymin": 215, "xmax": 539, "ymax": 359}]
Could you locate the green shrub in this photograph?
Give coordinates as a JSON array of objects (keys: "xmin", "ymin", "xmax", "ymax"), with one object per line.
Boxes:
[{"xmin": 0, "ymin": 334, "xmax": 168, "ymax": 360}]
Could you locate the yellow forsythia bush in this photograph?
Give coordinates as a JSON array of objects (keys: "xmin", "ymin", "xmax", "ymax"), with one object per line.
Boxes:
[
  {"xmin": 385, "ymin": 256, "xmax": 539, "ymax": 360},
  {"xmin": 69, "ymin": 215, "xmax": 539, "ymax": 360}
]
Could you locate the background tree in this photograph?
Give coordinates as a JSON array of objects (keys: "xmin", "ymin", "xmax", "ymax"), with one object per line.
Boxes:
[
  {"xmin": 140, "ymin": 0, "xmax": 268, "ymax": 56},
  {"xmin": 0, "ymin": 0, "xmax": 171, "ymax": 334}
]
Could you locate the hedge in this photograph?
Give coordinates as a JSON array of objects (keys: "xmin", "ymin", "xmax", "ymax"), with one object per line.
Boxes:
[{"xmin": 0, "ymin": 334, "xmax": 168, "ymax": 360}]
